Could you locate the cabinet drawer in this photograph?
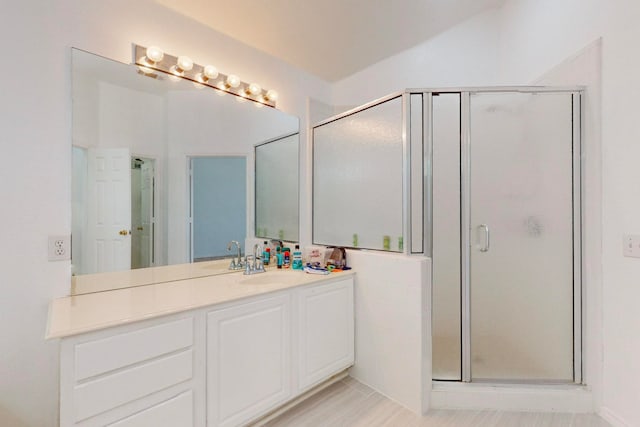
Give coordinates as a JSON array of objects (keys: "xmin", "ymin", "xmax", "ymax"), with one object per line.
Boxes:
[
  {"xmin": 108, "ymin": 390, "xmax": 193, "ymax": 427},
  {"xmin": 75, "ymin": 317, "xmax": 193, "ymax": 381},
  {"xmin": 74, "ymin": 349, "xmax": 193, "ymax": 422}
]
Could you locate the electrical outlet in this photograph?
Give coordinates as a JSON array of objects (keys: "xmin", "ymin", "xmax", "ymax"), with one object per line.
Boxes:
[
  {"xmin": 623, "ymin": 234, "xmax": 640, "ymax": 258},
  {"xmin": 48, "ymin": 235, "xmax": 70, "ymax": 261}
]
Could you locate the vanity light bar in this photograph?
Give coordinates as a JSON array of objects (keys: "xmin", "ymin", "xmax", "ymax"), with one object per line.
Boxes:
[{"xmin": 133, "ymin": 44, "xmax": 278, "ymax": 108}]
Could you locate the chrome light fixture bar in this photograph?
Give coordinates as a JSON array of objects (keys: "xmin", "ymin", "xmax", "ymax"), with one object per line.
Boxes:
[{"xmin": 133, "ymin": 44, "xmax": 278, "ymax": 108}]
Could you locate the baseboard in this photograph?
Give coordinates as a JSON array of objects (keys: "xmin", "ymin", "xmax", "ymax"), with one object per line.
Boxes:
[
  {"xmin": 599, "ymin": 407, "xmax": 630, "ymax": 427},
  {"xmin": 431, "ymin": 382, "xmax": 594, "ymax": 413}
]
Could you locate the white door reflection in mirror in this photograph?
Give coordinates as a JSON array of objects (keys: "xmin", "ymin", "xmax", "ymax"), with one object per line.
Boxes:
[{"xmin": 84, "ymin": 147, "xmax": 132, "ymax": 274}]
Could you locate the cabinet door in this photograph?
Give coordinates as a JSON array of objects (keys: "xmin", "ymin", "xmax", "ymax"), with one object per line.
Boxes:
[
  {"xmin": 207, "ymin": 295, "xmax": 291, "ymax": 427},
  {"xmin": 298, "ymin": 278, "xmax": 354, "ymax": 390}
]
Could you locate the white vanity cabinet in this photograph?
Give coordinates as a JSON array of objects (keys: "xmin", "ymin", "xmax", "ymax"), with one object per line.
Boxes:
[
  {"xmin": 206, "ymin": 294, "xmax": 292, "ymax": 427},
  {"xmin": 59, "ymin": 313, "xmax": 205, "ymax": 427},
  {"xmin": 205, "ymin": 278, "xmax": 354, "ymax": 427},
  {"xmin": 55, "ymin": 273, "xmax": 355, "ymax": 427},
  {"xmin": 297, "ymin": 278, "xmax": 354, "ymax": 391}
]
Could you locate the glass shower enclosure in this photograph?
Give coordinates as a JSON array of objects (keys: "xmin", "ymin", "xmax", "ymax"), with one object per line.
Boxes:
[{"xmin": 312, "ymin": 87, "xmax": 582, "ymax": 384}]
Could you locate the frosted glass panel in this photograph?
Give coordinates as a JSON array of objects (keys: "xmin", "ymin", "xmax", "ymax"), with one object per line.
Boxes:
[
  {"xmin": 255, "ymin": 134, "xmax": 299, "ymax": 241},
  {"xmin": 469, "ymin": 92, "xmax": 574, "ymax": 381},
  {"xmin": 313, "ymin": 97, "xmax": 403, "ymax": 251},
  {"xmin": 410, "ymin": 94, "xmax": 424, "ymax": 254},
  {"xmin": 432, "ymin": 94, "xmax": 462, "ymax": 380}
]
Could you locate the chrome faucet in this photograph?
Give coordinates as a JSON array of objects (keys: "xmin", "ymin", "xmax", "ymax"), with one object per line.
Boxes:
[
  {"xmin": 254, "ymin": 243, "xmax": 264, "ymax": 271},
  {"xmin": 243, "ymin": 244, "xmax": 266, "ymax": 275},
  {"xmin": 227, "ymin": 240, "xmax": 244, "ymax": 270},
  {"xmin": 244, "ymin": 254, "xmax": 254, "ymax": 274}
]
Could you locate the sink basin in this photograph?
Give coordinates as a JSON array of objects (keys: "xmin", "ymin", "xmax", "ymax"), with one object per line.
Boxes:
[{"xmin": 240, "ymin": 272, "xmax": 304, "ymax": 286}]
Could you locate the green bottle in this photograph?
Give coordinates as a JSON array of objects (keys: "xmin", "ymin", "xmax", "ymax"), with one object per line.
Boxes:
[{"xmin": 383, "ymin": 235, "xmax": 391, "ymax": 251}]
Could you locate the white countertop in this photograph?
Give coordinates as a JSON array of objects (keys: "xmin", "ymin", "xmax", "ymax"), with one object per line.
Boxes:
[
  {"xmin": 71, "ymin": 259, "xmax": 235, "ymax": 295},
  {"xmin": 48, "ymin": 268, "xmax": 355, "ymax": 339}
]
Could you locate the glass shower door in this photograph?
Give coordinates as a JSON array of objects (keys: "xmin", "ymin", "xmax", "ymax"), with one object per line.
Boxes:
[{"xmin": 468, "ymin": 92, "xmax": 575, "ymax": 382}]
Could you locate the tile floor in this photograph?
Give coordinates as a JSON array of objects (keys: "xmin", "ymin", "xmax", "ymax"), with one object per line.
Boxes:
[{"xmin": 264, "ymin": 377, "xmax": 612, "ymax": 427}]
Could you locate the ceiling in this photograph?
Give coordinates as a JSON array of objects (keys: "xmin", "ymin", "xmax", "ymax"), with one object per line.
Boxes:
[{"xmin": 154, "ymin": 0, "xmax": 505, "ymax": 82}]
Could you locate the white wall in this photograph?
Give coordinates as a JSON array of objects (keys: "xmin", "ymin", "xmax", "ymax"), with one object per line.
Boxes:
[
  {"xmin": 331, "ymin": 1, "xmax": 640, "ymax": 426},
  {"xmin": 331, "ymin": 9, "xmax": 501, "ymax": 107},
  {"xmin": 347, "ymin": 250, "xmax": 430, "ymax": 415},
  {"xmin": 0, "ymin": 2, "xmax": 331, "ymax": 425}
]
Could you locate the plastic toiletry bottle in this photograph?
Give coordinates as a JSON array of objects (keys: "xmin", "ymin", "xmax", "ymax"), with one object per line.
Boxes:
[
  {"xmin": 292, "ymin": 245, "xmax": 303, "ymax": 270},
  {"xmin": 283, "ymin": 247, "xmax": 291, "ymax": 268},
  {"xmin": 262, "ymin": 240, "xmax": 270, "ymax": 265},
  {"xmin": 276, "ymin": 247, "xmax": 283, "ymax": 269}
]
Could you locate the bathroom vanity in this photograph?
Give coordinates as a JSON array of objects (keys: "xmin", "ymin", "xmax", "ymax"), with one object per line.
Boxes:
[{"xmin": 47, "ymin": 269, "xmax": 355, "ymax": 427}]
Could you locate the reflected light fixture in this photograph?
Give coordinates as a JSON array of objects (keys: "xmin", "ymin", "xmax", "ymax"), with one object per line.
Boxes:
[{"xmin": 132, "ymin": 43, "xmax": 278, "ymax": 107}]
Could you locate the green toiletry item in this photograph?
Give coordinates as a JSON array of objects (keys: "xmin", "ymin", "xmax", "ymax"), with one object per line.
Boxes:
[{"xmin": 292, "ymin": 245, "xmax": 303, "ymax": 270}]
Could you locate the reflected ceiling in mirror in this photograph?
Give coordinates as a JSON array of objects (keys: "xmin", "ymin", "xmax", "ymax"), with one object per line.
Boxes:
[{"xmin": 71, "ymin": 48, "xmax": 299, "ymax": 292}]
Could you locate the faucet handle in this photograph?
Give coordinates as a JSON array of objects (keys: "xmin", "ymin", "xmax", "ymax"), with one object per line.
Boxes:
[{"xmin": 244, "ymin": 254, "xmax": 254, "ymax": 274}]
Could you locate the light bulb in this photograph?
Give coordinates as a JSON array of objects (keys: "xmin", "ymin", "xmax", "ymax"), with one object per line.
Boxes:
[
  {"xmin": 146, "ymin": 46, "xmax": 164, "ymax": 63},
  {"xmin": 203, "ymin": 65, "xmax": 218, "ymax": 80},
  {"xmin": 176, "ymin": 56, "xmax": 193, "ymax": 72},
  {"xmin": 248, "ymin": 83, "xmax": 261, "ymax": 96},
  {"xmin": 265, "ymin": 89, "xmax": 278, "ymax": 102},
  {"xmin": 226, "ymin": 74, "xmax": 241, "ymax": 88}
]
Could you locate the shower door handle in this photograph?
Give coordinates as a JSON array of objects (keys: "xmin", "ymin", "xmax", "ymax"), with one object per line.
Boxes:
[{"xmin": 477, "ymin": 224, "xmax": 490, "ymax": 252}]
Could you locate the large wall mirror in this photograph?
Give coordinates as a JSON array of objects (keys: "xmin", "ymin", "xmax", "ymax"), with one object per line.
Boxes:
[
  {"xmin": 255, "ymin": 133, "xmax": 300, "ymax": 242},
  {"xmin": 71, "ymin": 48, "xmax": 299, "ymax": 289}
]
